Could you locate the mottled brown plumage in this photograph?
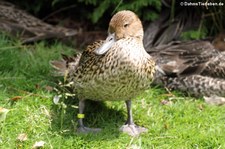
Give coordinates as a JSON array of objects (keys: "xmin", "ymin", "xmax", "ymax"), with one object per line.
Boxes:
[
  {"xmin": 149, "ymin": 40, "xmax": 225, "ymax": 100},
  {"xmin": 165, "ymin": 75, "xmax": 225, "ymax": 97},
  {"xmin": 69, "ymin": 39, "xmax": 155, "ymax": 101},
  {"xmin": 148, "ymin": 40, "xmax": 225, "ymax": 79}
]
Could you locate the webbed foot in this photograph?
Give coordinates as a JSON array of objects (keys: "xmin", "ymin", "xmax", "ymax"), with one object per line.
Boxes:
[
  {"xmin": 120, "ymin": 124, "xmax": 148, "ymax": 137},
  {"xmin": 77, "ymin": 126, "xmax": 102, "ymax": 134}
]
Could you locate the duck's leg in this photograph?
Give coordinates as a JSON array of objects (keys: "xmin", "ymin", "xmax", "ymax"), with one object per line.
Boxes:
[
  {"xmin": 77, "ymin": 99, "xmax": 101, "ymax": 133},
  {"xmin": 120, "ymin": 100, "xmax": 148, "ymax": 136}
]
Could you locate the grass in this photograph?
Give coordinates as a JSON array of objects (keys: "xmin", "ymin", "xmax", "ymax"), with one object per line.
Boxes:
[{"xmin": 0, "ymin": 33, "xmax": 225, "ymax": 149}]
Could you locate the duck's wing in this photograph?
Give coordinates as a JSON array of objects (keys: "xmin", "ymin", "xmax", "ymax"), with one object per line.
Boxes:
[
  {"xmin": 149, "ymin": 40, "xmax": 216, "ymax": 77},
  {"xmin": 50, "ymin": 40, "xmax": 104, "ymax": 76},
  {"xmin": 0, "ymin": 1, "xmax": 77, "ymax": 43},
  {"xmin": 78, "ymin": 40, "xmax": 104, "ymax": 66},
  {"xmin": 50, "ymin": 53, "xmax": 81, "ymax": 76}
]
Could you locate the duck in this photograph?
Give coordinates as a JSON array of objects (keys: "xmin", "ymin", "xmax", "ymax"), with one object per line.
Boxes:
[
  {"xmin": 51, "ymin": 10, "xmax": 156, "ymax": 136},
  {"xmin": 148, "ymin": 40, "xmax": 225, "ymax": 79},
  {"xmin": 148, "ymin": 39, "xmax": 225, "ymax": 98},
  {"xmin": 0, "ymin": 1, "xmax": 77, "ymax": 44}
]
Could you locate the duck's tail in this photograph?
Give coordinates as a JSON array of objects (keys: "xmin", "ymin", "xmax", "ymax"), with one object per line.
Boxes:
[{"xmin": 50, "ymin": 53, "xmax": 81, "ymax": 76}]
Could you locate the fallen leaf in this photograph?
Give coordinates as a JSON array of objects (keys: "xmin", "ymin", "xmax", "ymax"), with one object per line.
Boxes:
[
  {"xmin": 10, "ymin": 96, "xmax": 23, "ymax": 101},
  {"xmin": 17, "ymin": 133, "xmax": 28, "ymax": 142},
  {"xmin": 32, "ymin": 141, "xmax": 45, "ymax": 149},
  {"xmin": 164, "ymin": 123, "xmax": 169, "ymax": 129},
  {"xmin": 160, "ymin": 100, "xmax": 173, "ymax": 105},
  {"xmin": 35, "ymin": 84, "xmax": 40, "ymax": 89},
  {"xmin": 198, "ymin": 104, "xmax": 204, "ymax": 110},
  {"xmin": 45, "ymin": 86, "xmax": 53, "ymax": 91},
  {"xmin": 0, "ymin": 107, "xmax": 9, "ymax": 122}
]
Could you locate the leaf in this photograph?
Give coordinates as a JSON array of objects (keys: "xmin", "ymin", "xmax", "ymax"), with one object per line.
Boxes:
[
  {"xmin": 160, "ymin": 100, "xmax": 173, "ymax": 106},
  {"xmin": 17, "ymin": 133, "xmax": 28, "ymax": 142},
  {"xmin": 45, "ymin": 86, "xmax": 53, "ymax": 91},
  {"xmin": 32, "ymin": 141, "xmax": 45, "ymax": 149},
  {"xmin": 53, "ymin": 95, "xmax": 60, "ymax": 104},
  {"xmin": 71, "ymin": 105, "xmax": 79, "ymax": 109},
  {"xmin": 0, "ymin": 107, "xmax": 9, "ymax": 122},
  {"xmin": 92, "ymin": 0, "xmax": 110, "ymax": 23},
  {"xmin": 10, "ymin": 96, "xmax": 23, "ymax": 101},
  {"xmin": 65, "ymin": 93, "xmax": 76, "ymax": 97},
  {"xmin": 52, "ymin": 0, "xmax": 61, "ymax": 6}
]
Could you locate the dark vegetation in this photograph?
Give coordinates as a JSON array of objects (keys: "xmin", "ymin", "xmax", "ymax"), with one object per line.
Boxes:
[{"xmin": 8, "ymin": 0, "xmax": 225, "ymax": 41}]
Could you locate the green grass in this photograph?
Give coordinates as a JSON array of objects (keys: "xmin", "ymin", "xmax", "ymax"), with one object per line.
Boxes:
[{"xmin": 0, "ymin": 33, "xmax": 225, "ymax": 149}]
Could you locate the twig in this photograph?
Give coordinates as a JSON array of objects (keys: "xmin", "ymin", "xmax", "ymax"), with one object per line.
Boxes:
[
  {"xmin": 8, "ymin": 87, "xmax": 50, "ymax": 99},
  {"xmin": 42, "ymin": 5, "xmax": 77, "ymax": 21}
]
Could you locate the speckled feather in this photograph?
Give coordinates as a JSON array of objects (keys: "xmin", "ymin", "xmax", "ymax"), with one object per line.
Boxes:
[
  {"xmin": 201, "ymin": 54, "xmax": 225, "ymax": 79},
  {"xmin": 165, "ymin": 75, "xmax": 225, "ymax": 97}
]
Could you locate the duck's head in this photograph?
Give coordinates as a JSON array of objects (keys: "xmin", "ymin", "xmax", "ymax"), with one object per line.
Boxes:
[{"xmin": 94, "ymin": 10, "xmax": 144, "ymax": 55}]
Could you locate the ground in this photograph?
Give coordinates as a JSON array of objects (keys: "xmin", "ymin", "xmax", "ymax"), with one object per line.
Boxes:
[{"xmin": 0, "ymin": 34, "xmax": 225, "ymax": 149}]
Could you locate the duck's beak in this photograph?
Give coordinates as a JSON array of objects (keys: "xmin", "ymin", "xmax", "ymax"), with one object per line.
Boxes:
[{"xmin": 94, "ymin": 33, "xmax": 115, "ymax": 55}]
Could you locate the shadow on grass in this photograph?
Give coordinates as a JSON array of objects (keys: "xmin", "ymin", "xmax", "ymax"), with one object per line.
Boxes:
[{"xmin": 50, "ymin": 98, "xmax": 126, "ymax": 141}]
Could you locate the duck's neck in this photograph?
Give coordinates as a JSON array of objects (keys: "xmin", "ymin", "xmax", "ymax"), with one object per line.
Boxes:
[{"xmin": 115, "ymin": 37, "xmax": 148, "ymax": 59}]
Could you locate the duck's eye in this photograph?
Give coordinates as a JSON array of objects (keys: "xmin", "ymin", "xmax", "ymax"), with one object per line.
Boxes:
[{"xmin": 124, "ymin": 23, "xmax": 129, "ymax": 28}]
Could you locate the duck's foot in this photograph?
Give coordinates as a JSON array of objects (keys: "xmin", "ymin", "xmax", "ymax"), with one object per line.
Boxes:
[
  {"xmin": 77, "ymin": 126, "xmax": 102, "ymax": 134},
  {"xmin": 119, "ymin": 124, "xmax": 148, "ymax": 136}
]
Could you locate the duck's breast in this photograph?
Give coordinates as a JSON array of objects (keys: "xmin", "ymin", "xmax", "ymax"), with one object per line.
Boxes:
[{"xmin": 73, "ymin": 39, "xmax": 155, "ymax": 101}]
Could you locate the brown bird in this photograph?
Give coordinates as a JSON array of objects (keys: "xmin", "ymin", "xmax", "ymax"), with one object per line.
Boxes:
[
  {"xmin": 52, "ymin": 10, "xmax": 156, "ymax": 136},
  {"xmin": 148, "ymin": 40, "xmax": 225, "ymax": 99},
  {"xmin": 148, "ymin": 40, "xmax": 225, "ymax": 78}
]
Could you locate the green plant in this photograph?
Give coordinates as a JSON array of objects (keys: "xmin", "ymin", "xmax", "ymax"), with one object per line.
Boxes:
[
  {"xmin": 181, "ymin": 28, "xmax": 208, "ymax": 40},
  {"xmin": 77, "ymin": 0, "xmax": 161, "ymax": 23},
  {"xmin": 9, "ymin": 0, "xmax": 161, "ymax": 23}
]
